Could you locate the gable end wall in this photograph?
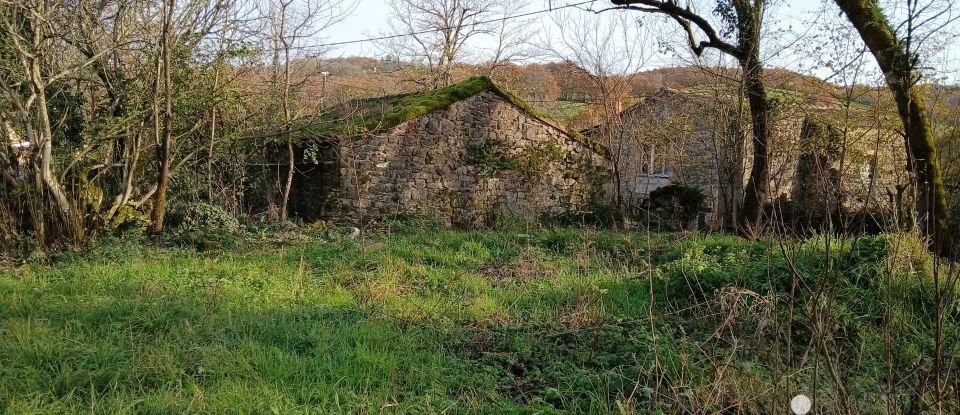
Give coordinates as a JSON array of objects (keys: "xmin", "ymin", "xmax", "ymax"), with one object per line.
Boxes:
[{"xmin": 336, "ymin": 92, "xmax": 612, "ymax": 226}]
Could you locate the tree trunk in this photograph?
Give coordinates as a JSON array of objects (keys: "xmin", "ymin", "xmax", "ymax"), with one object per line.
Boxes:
[
  {"xmin": 278, "ymin": 18, "xmax": 294, "ymax": 222},
  {"xmin": 833, "ymin": 0, "xmax": 955, "ymax": 257},
  {"xmin": 281, "ymin": 141, "xmax": 295, "ymax": 221},
  {"xmin": 150, "ymin": 0, "xmax": 175, "ymax": 234},
  {"xmin": 35, "ymin": 84, "xmax": 76, "ymax": 230},
  {"xmin": 736, "ymin": 52, "xmax": 771, "ymax": 235},
  {"xmin": 207, "ymin": 98, "xmax": 217, "ymax": 203},
  {"xmin": 22, "ymin": 7, "xmax": 77, "ymax": 236}
]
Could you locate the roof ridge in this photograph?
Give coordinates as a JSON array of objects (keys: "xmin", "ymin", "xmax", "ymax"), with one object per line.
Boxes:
[{"xmin": 359, "ymin": 76, "xmax": 609, "ymax": 158}]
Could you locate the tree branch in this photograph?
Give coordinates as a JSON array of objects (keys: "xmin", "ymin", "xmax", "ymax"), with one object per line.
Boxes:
[{"xmin": 609, "ymin": 0, "xmax": 743, "ymax": 58}]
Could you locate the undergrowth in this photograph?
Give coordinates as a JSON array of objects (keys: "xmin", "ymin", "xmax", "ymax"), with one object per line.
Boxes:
[{"xmin": 0, "ymin": 228, "xmax": 956, "ymax": 413}]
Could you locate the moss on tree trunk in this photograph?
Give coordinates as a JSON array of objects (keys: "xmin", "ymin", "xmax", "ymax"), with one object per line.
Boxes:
[{"xmin": 834, "ymin": 0, "xmax": 955, "ymax": 258}]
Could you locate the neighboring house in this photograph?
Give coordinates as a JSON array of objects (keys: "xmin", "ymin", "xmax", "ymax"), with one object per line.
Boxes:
[
  {"xmin": 585, "ymin": 87, "xmax": 908, "ymax": 229},
  {"xmin": 280, "ymin": 76, "xmax": 613, "ymax": 226}
]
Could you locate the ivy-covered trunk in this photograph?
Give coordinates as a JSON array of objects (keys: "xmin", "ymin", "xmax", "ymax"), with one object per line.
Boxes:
[
  {"xmin": 833, "ymin": 0, "xmax": 955, "ymax": 258},
  {"xmin": 736, "ymin": 48, "xmax": 771, "ymax": 234}
]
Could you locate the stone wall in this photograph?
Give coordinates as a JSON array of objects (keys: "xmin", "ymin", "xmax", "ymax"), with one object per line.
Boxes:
[
  {"xmin": 588, "ymin": 89, "xmax": 909, "ymax": 229},
  {"xmin": 336, "ymin": 92, "xmax": 612, "ymax": 226},
  {"xmin": 588, "ymin": 90, "xmax": 747, "ymax": 226}
]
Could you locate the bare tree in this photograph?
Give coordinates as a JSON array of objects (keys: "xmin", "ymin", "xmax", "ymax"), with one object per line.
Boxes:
[
  {"xmin": 541, "ymin": 7, "xmax": 655, "ymax": 211},
  {"xmin": 383, "ymin": 0, "xmax": 501, "ymax": 88},
  {"xmin": 150, "ymin": 0, "xmax": 176, "ymax": 233},
  {"xmin": 149, "ymin": 0, "xmax": 235, "ymax": 232},
  {"xmin": 260, "ymin": 0, "xmax": 353, "ymax": 221},
  {"xmin": 1, "ymin": 0, "xmax": 253, "ymax": 241},
  {"xmin": 0, "ymin": 0, "xmax": 132, "ymax": 239},
  {"xmin": 483, "ymin": 2, "xmax": 534, "ymax": 75}
]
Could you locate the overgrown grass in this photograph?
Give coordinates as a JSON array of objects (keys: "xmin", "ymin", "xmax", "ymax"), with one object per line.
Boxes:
[{"xmin": 1, "ymin": 229, "xmax": 956, "ymax": 413}]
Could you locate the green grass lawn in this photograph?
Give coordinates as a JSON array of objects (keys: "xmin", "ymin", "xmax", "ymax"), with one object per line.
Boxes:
[{"xmin": 0, "ymin": 228, "xmax": 955, "ymax": 414}]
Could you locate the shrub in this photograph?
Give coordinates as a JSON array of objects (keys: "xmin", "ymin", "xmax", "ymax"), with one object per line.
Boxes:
[
  {"xmin": 640, "ymin": 182, "xmax": 707, "ymax": 230},
  {"xmin": 176, "ymin": 202, "xmax": 240, "ymax": 233},
  {"xmin": 107, "ymin": 205, "xmax": 151, "ymax": 231}
]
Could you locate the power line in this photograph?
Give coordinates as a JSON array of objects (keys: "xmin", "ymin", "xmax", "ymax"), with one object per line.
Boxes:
[{"xmin": 316, "ymin": 0, "xmax": 598, "ymax": 48}]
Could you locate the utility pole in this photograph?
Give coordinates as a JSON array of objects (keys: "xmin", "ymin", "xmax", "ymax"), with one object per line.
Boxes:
[{"xmin": 320, "ymin": 71, "xmax": 330, "ymax": 107}]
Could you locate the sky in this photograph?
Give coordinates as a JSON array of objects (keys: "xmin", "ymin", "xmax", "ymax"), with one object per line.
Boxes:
[
  {"xmin": 322, "ymin": 0, "xmax": 824, "ymax": 56},
  {"xmin": 317, "ymin": 0, "xmax": 959, "ymax": 83}
]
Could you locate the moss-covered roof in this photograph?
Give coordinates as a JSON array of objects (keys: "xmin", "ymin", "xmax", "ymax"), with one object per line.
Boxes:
[{"xmin": 339, "ymin": 76, "xmax": 609, "ymax": 158}]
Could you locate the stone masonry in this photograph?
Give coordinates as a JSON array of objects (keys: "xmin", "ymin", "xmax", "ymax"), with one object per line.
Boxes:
[
  {"xmin": 586, "ymin": 88, "xmax": 908, "ymax": 229},
  {"xmin": 336, "ymin": 91, "xmax": 612, "ymax": 226}
]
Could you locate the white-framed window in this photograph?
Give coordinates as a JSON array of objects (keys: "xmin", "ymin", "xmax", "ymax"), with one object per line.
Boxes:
[{"xmin": 639, "ymin": 145, "xmax": 671, "ymax": 177}]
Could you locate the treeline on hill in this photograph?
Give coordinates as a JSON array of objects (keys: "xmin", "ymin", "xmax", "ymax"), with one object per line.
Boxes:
[
  {"xmin": 316, "ymin": 58, "xmax": 856, "ymax": 128},
  {"xmin": 1, "ymin": 0, "xmax": 960, "ymax": 258}
]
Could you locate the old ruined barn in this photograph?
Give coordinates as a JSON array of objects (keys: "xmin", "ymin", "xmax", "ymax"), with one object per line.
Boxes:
[
  {"xmin": 585, "ymin": 87, "xmax": 909, "ymax": 229},
  {"xmin": 278, "ymin": 76, "xmax": 612, "ymax": 226}
]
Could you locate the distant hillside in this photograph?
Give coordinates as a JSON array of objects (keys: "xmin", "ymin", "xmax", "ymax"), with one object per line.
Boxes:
[
  {"xmin": 314, "ymin": 58, "xmax": 842, "ymax": 100},
  {"xmin": 629, "ymin": 66, "xmax": 839, "ymax": 96},
  {"xmin": 302, "ymin": 58, "xmax": 960, "ymax": 130}
]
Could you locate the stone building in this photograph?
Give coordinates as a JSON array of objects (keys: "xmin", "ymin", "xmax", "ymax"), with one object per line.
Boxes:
[
  {"xmin": 283, "ymin": 76, "xmax": 612, "ymax": 226},
  {"xmin": 585, "ymin": 87, "xmax": 909, "ymax": 229}
]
